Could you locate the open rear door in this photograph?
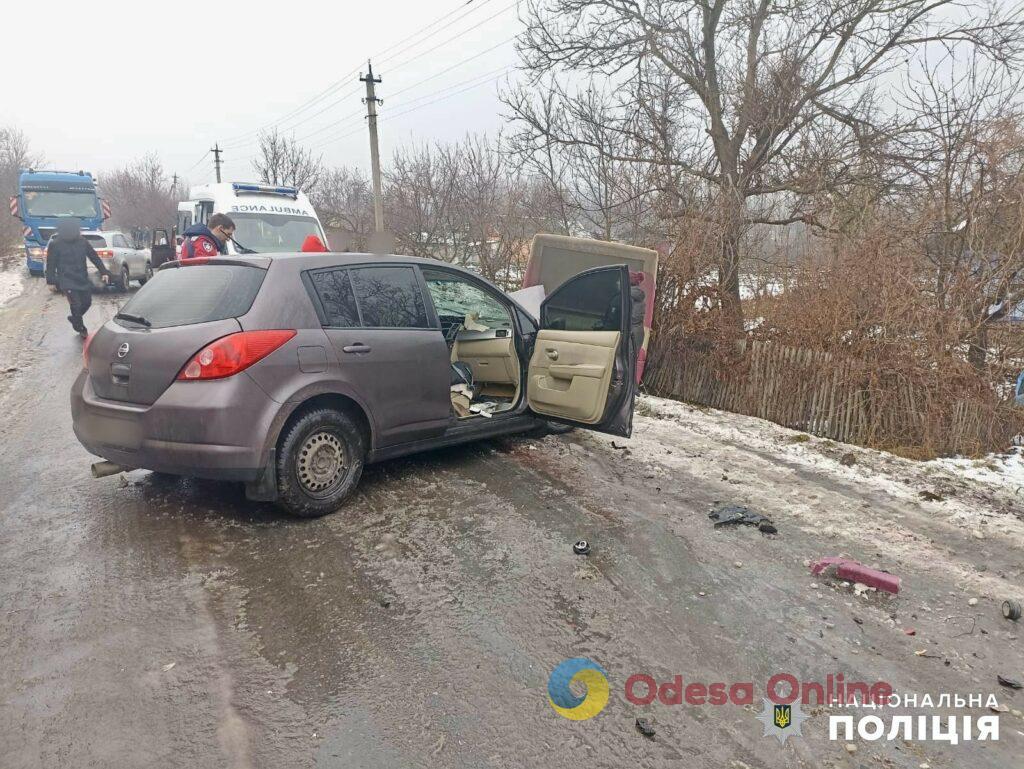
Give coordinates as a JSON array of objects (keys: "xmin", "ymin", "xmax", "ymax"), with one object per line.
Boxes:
[{"xmin": 526, "ymin": 265, "xmax": 637, "ymax": 437}]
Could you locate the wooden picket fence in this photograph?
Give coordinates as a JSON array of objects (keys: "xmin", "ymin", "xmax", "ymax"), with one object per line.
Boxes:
[{"xmin": 644, "ymin": 338, "xmax": 1022, "ymax": 457}]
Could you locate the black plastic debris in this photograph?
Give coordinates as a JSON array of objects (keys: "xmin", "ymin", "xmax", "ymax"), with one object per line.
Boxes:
[
  {"xmin": 709, "ymin": 505, "xmax": 778, "ymax": 535},
  {"xmin": 1002, "ymin": 599, "xmax": 1022, "ymax": 621},
  {"xmin": 573, "ymin": 540, "xmax": 591, "ymax": 555},
  {"xmin": 997, "ymin": 675, "xmax": 1023, "ymax": 690},
  {"xmin": 635, "ymin": 717, "xmax": 656, "ymax": 737}
]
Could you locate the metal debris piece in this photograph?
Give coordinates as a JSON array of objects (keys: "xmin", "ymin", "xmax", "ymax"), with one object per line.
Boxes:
[
  {"xmin": 810, "ymin": 557, "xmax": 901, "ymax": 594},
  {"xmin": 573, "ymin": 540, "xmax": 591, "ymax": 555},
  {"xmin": 635, "ymin": 717, "xmax": 656, "ymax": 737}
]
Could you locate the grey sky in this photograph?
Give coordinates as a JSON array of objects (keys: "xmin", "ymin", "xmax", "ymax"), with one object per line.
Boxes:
[{"xmin": 1, "ymin": 0, "xmax": 521, "ymax": 185}]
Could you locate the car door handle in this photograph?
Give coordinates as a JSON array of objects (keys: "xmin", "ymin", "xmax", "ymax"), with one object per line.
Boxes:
[
  {"xmin": 342, "ymin": 343, "xmax": 372, "ymax": 354},
  {"xmin": 545, "ymin": 348, "xmax": 559, "ymax": 360}
]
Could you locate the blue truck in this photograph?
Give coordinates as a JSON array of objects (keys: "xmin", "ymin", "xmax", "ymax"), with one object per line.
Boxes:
[{"xmin": 8, "ymin": 169, "xmax": 108, "ymax": 276}]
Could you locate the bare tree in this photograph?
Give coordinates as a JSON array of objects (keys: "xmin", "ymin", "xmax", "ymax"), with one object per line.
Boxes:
[
  {"xmin": 252, "ymin": 129, "xmax": 323, "ymax": 190},
  {"xmin": 100, "ymin": 154, "xmax": 180, "ymax": 237},
  {"xmin": 0, "ymin": 127, "xmax": 39, "ymax": 254},
  {"xmin": 310, "ymin": 166, "xmax": 375, "ymax": 251},
  {"xmin": 507, "ymin": 0, "xmax": 1024, "ymax": 329}
]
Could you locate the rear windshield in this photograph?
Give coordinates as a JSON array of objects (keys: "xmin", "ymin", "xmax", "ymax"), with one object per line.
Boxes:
[
  {"xmin": 116, "ymin": 264, "xmax": 266, "ymax": 329},
  {"xmin": 85, "ymin": 235, "xmax": 106, "ymax": 248}
]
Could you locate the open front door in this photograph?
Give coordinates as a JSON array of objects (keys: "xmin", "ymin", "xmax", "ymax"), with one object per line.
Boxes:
[{"xmin": 526, "ymin": 265, "xmax": 638, "ymax": 437}]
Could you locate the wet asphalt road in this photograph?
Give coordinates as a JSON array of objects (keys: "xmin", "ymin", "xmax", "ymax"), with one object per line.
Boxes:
[{"xmin": 1, "ymin": 274, "xmax": 1022, "ymax": 768}]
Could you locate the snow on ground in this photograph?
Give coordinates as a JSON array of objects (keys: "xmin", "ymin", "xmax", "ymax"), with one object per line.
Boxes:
[
  {"xmin": 0, "ymin": 263, "xmax": 25, "ymax": 308},
  {"xmin": 577, "ymin": 393, "xmax": 1024, "ymax": 596}
]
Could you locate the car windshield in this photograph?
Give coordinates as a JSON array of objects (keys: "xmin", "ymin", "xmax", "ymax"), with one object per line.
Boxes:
[
  {"xmin": 23, "ymin": 190, "xmax": 99, "ymax": 218},
  {"xmin": 229, "ymin": 213, "xmax": 323, "ymax": 253}
]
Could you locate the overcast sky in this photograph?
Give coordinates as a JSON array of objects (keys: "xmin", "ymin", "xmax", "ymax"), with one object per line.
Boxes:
[{"xmin": 1, "ymin": 0, "xmax": 521, "ymax": 186}]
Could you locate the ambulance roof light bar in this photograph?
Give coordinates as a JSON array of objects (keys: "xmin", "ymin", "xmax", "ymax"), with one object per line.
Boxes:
[{"xmin": 230, "ymin": 183, "xmax": 299, "ymax": 200}]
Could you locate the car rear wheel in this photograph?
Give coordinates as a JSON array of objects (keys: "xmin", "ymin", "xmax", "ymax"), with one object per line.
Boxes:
[
  {"xmin": 276, "ymin": 408, "xmax": 365, "ymax": 517},
  {"xmin": 138, "ymin": 261, "xmax": 152, "ymax": 285},
  {"xmin": 118, "ymin": 264, "xmax": 130, "ymax": 291}
]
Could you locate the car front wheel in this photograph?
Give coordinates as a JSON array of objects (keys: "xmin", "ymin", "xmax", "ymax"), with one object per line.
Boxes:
[{"xmin": 275, "ymin": 407, "xmax": 365, "ymax": 517}]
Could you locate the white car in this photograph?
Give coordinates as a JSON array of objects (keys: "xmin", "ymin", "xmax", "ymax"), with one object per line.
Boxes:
[{"xmin": 81, "ymin": 231, "xmax": 152, "ymax": 290}]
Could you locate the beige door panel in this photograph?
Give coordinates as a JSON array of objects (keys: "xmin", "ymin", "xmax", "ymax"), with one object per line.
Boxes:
[
  {"xmin": 527, "ymin": 330, "xmax": 619, "ymax": 423},
  {"xmin": 454, "ymin": 336, "xmax": 518, "ymax": 385}
]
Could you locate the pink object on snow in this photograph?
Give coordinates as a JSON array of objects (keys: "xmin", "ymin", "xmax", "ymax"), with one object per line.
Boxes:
[{"xmin": 810, "ymin": 557, "xmax": 901, "ymax": 594}]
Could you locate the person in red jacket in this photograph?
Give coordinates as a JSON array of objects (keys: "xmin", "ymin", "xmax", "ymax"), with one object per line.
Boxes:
[
  {"xmin": 180, "ymin": 213, "xmax": 235, "ymax": 260},
  {"xmin": 301, "ymin": 234, "xmax": 328, "ymax": 252}
]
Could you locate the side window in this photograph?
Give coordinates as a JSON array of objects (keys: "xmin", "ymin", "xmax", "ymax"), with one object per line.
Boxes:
[
  {"xmin": 198, "ymin": 201, "xmax": 214, "ymax": 224},
  {"xmin": 113, "ymin": 234, "xmax": 127, "ymax": 248},
  {"xmin": 309, "ymin": 268, "xmax": 359, "ymax": 327},
  {"xmin": 349, "ymin": 266, "xmax": 429, "ymax": 328},
  {"xmin": 542, "ymin": 268, "xmax": 623, "ymax": 332},
  {"xmin": 421, "ymin": 268, "xmax": 512, "ymax": 335}
]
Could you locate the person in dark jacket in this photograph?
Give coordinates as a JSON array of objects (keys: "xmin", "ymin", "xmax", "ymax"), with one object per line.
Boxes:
[
  {"xmin": 180, "ymin": 213, "xmax": 235, "ymax": 260},
  {"xmin": 45, "ymin": 219, "xmax": 112, "ymax": 337}
]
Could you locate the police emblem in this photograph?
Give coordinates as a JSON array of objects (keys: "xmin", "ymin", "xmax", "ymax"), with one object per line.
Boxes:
[
  {"xmin": 756, "ymin": 698, "xmax": 808, "ymax": 745},
  {"xmin": 202, "ymin": 240, "xmax": 214, "ymax": 253}
]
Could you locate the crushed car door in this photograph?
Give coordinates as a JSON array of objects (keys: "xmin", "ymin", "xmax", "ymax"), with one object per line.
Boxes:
[{"xmin": 526, "ymin": 264, "xmax": 638, "ymax": 437}]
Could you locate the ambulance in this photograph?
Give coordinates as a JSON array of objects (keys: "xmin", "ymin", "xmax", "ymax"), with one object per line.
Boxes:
[{"xmin": 175, "ymin": 182, "xmax": 328, "ymax": 255}]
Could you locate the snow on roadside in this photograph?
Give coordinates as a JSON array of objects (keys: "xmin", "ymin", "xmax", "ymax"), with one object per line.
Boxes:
[
  {"xmin": 0, "ymin": 263, "xmax": 25, "ymax": 308},
  {"xmin": 575, "ymin": 393, "xmax": 1024, "ymax": 591}
]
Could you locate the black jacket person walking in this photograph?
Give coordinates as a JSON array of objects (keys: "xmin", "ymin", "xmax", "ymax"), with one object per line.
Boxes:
[{"xmin": 45, "ymin": 219, "xmax": 112, "ymax": 337}]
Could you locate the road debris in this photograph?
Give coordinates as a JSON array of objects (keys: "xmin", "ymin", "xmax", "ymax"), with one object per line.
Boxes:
[
  {"xmin": 708, "ymin": 504, "xmax": 778, "ymax": 535},
  {"xmin": 810, "ymin": 557, "xmax": 901, "ymax": 594},
  {"xmin": 161, "ymin": 662, "xmax": 176, "ymax": 672},
  {"xmin": 635, "ymin": 717, "xmax": 656, "ymax": 737},
  {"xmin": 968, "ymin": 597, "xmax": 979, "ymax": 607},
  {"xmin": 839, "ymin": 452, "xmax": 857, "ymax": 466},
  {"xmin": 572, "ymin": 540, "xmax": 591, "ymax": 555},
  {"xmin": 997, "ymin": 675, "xmax": 1022, "ymax": 690},
  {"xmin": 1002, "ymin": 600, "xmax": 1022, "ymax": 621}
]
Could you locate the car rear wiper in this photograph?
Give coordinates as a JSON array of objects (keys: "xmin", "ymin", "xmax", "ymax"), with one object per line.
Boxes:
[
  {"xmin": 114, "ymin": 312, "xmax": 151, "ymax": 327},
  {"xmin": 230, "ymin": 236, "xmax": 258, "ymax": 254}
]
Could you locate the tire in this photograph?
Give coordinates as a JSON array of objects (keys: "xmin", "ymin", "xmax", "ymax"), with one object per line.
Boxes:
[
  {"xmin": 119, "ymin": 264, "xmax": 131, "ymax": 291},
  {"xmin": 138, "ymin": 261, "xmax": 152, "ymax": 285},
  {"xmin": 275, "ymin": 408, "xmax": 365, "ymax": 517}
]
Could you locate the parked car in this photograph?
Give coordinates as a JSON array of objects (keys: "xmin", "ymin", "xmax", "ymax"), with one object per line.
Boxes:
[
  {"xmin": 1016, "ymin": 370, "xmax": 1024, "ymax": 407},
  {"xmin": 78, "ymin": 230, "xmax": 152, "ymax": 290},
  {"xmin": 71, "ymin": 248, "xmax": 640, "ymax": 517}
]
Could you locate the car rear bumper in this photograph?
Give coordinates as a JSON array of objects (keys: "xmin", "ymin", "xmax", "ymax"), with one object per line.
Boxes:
[{"xmin": 71, "ymin": 369, "xmax": 276, "ymax": 481}]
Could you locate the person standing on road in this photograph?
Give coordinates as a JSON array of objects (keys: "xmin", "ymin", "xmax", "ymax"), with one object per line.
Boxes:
[
  {"xmin": 45, "ymin": 218, "xmax": 112, "ymax": 338},
  {"xmin": 179, "ymin": 213, "xmax": 235, "ymax": 260}
]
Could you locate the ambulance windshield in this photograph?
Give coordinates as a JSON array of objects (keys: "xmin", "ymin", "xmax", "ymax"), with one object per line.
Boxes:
[{"xmin": 229, "ymin": 212, "xmax": 323, "ymax": 253}]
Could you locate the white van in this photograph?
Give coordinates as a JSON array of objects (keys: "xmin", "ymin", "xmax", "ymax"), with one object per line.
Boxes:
[{"xmin": 176, "ymin": 182, "xmax": 328, "ymax": 254}]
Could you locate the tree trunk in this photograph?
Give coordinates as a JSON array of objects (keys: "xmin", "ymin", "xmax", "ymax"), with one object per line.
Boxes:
[
  {"xmin": 967, "ymin": 324, "xmax": 988, "ymax": 371},
  {"xmin": 718, "ymin": 190, "xmax": 745, "ymax": 335}
]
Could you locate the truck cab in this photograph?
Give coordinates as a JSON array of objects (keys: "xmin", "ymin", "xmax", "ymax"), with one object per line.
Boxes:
[
  {"xmin": 9, "ymin": 170, "xmax": 108, "ymax": 276},
  {"xmin": 176, "ymin": 182, "xmax": 327, "ymax": 255}
]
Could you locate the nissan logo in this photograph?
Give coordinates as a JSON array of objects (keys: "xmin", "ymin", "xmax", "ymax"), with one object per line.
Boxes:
[{"xmin": 117, "ymin": 343, "xmax": 130, "ymax": 358}]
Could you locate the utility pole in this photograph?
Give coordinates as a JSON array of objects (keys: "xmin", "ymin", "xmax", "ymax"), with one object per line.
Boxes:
[
  {"xmin": 171, "ymin": 173, "xmax": 178, "ymax": 193},
  {"xmin": 360, "ymin": 61, "xmax": 384, "ymax": 233},
  {"xmin": 211, "ymin": 143, "xmax": 223, "ymax": 183}
]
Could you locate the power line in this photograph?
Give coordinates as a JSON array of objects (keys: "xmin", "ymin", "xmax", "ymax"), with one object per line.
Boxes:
[
  {"xmin": 219, "ymin": 0, "xmax": 507, "ymax": 149},
  {"xmin": 382, "ymin": 0, "xmax": 518, "ymax": 74}
]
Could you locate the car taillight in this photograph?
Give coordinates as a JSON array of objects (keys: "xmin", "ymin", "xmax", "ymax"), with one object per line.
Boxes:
[
  {"xmin": 96, "ymin": 249, "xmax": 113, "ymax": 258},
  {"xmin": 82, "ymin": 331, "xmax": 95, "ymax": 369},
  {"xmin": 177, "ymin": 330, "xmax": 296, "ymax": 381}
]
